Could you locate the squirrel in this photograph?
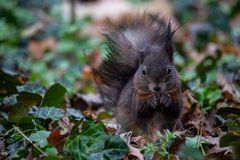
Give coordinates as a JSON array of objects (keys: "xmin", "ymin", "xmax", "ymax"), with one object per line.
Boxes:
[{"xmin": 93, "ymin": 14, "xmax": 183, "ymax": 135}]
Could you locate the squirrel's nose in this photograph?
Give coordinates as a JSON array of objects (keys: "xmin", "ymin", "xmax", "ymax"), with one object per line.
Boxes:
[{"xmin": 153, "ymin": 86, "xmax": 161, "ymax": 92}]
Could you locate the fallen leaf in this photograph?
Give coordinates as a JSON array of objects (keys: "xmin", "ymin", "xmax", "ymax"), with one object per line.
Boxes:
[
  {"xmin": 80, "ymin": 93, "xmax": 103, "ymax": 109},
  {"xmin": 28, "ymin": 37, "xmax": 56, "ymax": 59},
  {"xmin": 83, "ymin": 110, "xmax": 97, "ymax": 120},
  {"xmin": 217, "ymin": 72, "xmax": 240, "ymax": 103},
  {"xmin": 47, "ymin": 129, "xmax": 68, "ymax": 153},
  {"xmin": 58, "ymin": 116, "xmax": 74, "ymax": 135},
  {"xmin": 70, "ymin": 93, "xmax": 89, "ymax": 111},
  {"xmin": 104, "ymin": 121, "xmax": 120, "ymax": 134},
  {"xmin": 87, "ymin": 49, "xmax": 102, "ymax": 69},
  {"xmin": 126, "ymin": 145, "xmax": 144, "ymax": 160},
  {"xmin": 220, "ymin": 44, "xmax": 240, "ymax": 56},
  {"xmin": 181, "ymin": 90, "xmax": 204, "ymax": 130},
  {"xmin": 182, "ymin": 90, "xmax": 198, "ymax": 114},
  {"xmin": 130, "ymin": 136, "xmax": 149, "ymax": 148},
  {"xmin": 169, "ymin": 133, "xmax": 186, "ymax": 155}
]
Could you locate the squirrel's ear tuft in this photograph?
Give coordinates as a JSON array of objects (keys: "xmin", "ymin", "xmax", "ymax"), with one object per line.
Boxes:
[
  {"xmin": 138, "ymin": 44, "xmax": 150, "ymax": 64},
  {"xmin": 164, "ymin": 20, "xmax": 174, "ymax": 63}
]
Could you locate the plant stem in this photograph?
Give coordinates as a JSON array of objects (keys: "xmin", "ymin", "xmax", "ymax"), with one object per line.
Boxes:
[{"xmin": 12, "ymin": 124, "xmax": 47, "ymax": 157}]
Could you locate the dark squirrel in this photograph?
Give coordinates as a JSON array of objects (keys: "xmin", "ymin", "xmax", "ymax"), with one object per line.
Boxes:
[{"xmin": 94, "ymin": 14, "xmax": 183, "ymax": 135}]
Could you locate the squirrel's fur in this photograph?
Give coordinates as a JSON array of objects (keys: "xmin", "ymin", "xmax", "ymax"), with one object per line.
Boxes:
[{"xmin": 94, "ymin": 14, "xmax": 182, "ymax": 134}]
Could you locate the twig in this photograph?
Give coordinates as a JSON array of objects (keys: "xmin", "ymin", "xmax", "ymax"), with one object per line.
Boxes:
[
  {"xmin": 12, "ymin": 125, "xmax": 47, "ymax": 157},
  {"xmin": 196, "ymin": 117, "xmax": 206, "ymax": 156},
  {"xmin": 196, "ymin": 117, "xmax": 202, "ymax": 149}
]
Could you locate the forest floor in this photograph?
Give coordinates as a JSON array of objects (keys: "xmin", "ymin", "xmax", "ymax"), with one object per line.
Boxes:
[{"xmin": 0, "ymin": 0, "xmax": 240, "ymax": 160}]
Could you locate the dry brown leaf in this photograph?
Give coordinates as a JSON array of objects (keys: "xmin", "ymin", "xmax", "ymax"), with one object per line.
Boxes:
[
  {"xmin": 119, "ymin": 131, "xmax": 149, "ymax": 160},
  {"xmin": 104, "ymin": 121, "xmax": 120, "ymax": 134},
  {"xmin": 82, "ymin": 50, "xmax": 102, "ymax": 92},
  {"xmin": 220, "ymin": 44, "xmax": 240, "ymax": 56},
  {"xmin": 87, "ymin": 49, "xmax": 102, "ymax": 69},
  {"xmin": 217, "ymin": 72, "xmax": 240, "ymax": 103},
  {"xmin": 58, "ymin": 116, "xmax": 74, "ymax": 135},
  {"xmin": 181, "ymin": 90, "xmax": 211, "ymax": 135},
  {"xmin": 169, "ymin": 132, "xmax": 186, "ymax": 155},
  {"xmin": 126, "ymin": 145, "xmax": 144, "ymax": 160},
  {"xmin": 182, "ymin": 90, "xmax": 198, "ymax": 113},
  {"xmin": 120, "ymin": 132, "xmax": 145, "ymax": 160},
  {"xmin": 16, "ymin": 76, "xmax": 28, "ymax": 85},
  {"xmin": 83, "ymin": 110, "xmax": 97, "ymax": 120},
  {"xmin": 205, "ymin": 150, "xmax": 233, "ymax": 160},
  {"xmin": 70, "ymin": 93, "xmax": 102, "ymax": 111},
  {"xmin": 28, "ymin": 37, "xmax": 56, "ymax": 59},
  {"xmin": 82, "ymin": 65, "xmax": 93, "ymax": 86},
  {"xmin": 205, "ymin": 144, "xmax": 232, "ymax": 160},
  {"xmin": 47, "ymin": 129, "xmax": 67, "ymax": 153},
  {"xmin": 120, "ymin": 132, "xmax": 132, "ymax": 144},
  {"xmin": 181, "ymin": 90, "xmax": 202, "ymax": 126},
  {"xmin": 70, "ymin": 93, "xmax": 89, "ymax": 111},
  {"xmin": 203, "ymin": 136, "xmax": 219, "ymax": 146},
  {"xmin": 130, "ymin": 136, "xmax": 149, "ymax": 148}
]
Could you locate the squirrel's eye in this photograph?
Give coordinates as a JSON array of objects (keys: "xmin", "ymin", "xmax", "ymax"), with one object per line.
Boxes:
[
  {"xmin": 142, "ymin": 66, "xmax": 147, "ymax": 76},
  {"xmin": 166, "ymin": 66, "xmax": 172, "ymax": 75}
]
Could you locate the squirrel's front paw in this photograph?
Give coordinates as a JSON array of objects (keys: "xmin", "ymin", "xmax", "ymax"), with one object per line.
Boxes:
[
  {"xmin": 148, "ymin": 96, "xmax": 158, "ymax": 109},
  {"xmin": 159, "ymin": 94, "xmax": 171, "ymax": 108}
]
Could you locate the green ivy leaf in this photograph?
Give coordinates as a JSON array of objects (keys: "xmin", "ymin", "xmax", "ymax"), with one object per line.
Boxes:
[
  {"xmin": 16, "ymin": 82, "xmax": 45, "ymax": 95},
  {"xmin": 0, "ymin": 94, "xmax": 17, "ymax": 106},
  {"xmin": 0, "ymin": 68, "xmax": 27, "ymax": 96},
  {"xmin": 220, "ymin": 132, "xmax": 240, "ymax": 160},
  {"xmin": 41, "ymin": 83, "xmax": 67, "ymax": 107},
  {"xmin": 64, "ymin": 121, "xmax": 106, "ymax": 159},
  {"xmin": 17, "ymin": 115, "xmax": 37, "ymax": 130},
  {"xmin": 207, "ymin": 89, "xmax": 221, "ymax": 105},
  {"xmin": 64, "ymin": 120, "xmax": 128, "ymax": 160},
  {"xmin": 65, "ymin": 134, "xmax": 106, "ymax": 160},
  {"xmin": 9, "ymin": 103, "xmax": 27, "ymax": 123},
  {"xmin": 178, "ymin": 144, "xmax": 203, "ymax": 160},
  {"xmin": 29, "ymin": 106, "xmax": 63, "ymax": 121},
  {"xmin": 89, "ymin": 135, "xmax": 129, "ymax": 160},
  {"xmin": 65, "ymin": 134, "xmax": 128, "ymax": 160},
  {"xmin": 225, "ymin": 119, "xmax": 240, "ymax": 132},
  {"xmin": 220, "ymin": 132, "xmax": 240, "ymax": 147},
  {"xmin": 66, "ymin": 108, "xmax": 84, "ymax": 120},
  {"xmin": 29, "ymin": 130, "xmax": 50, "ymax": 148},
  {"xmin": 44, "ymin": 146, "xmax": 59, "ymax": 157},
  {"xmin": 193, "ymin": 86, "xmax": 221, "ymax": 108},
  {"xmin": 17, "ymin": 91, "xmax": 42, "ymax": 110},
  {"xmin": 80, "ymin": 121, "xmax": 105, "ymax": 138},
  {"xmin": 185, "ymin": 137, "xmax": 208, "ymax": 148},
  {"xmin": 6, "ymin": 141, "xmax": 23, "ymax": 158}
]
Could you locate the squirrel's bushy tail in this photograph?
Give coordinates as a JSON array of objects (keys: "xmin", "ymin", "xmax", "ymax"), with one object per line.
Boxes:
[{"xmin": 94, "ymin": 14, "xmax": 174, "ymax": 107}]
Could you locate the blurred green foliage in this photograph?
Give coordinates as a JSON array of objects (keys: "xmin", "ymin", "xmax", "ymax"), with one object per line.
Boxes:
[
  {"xmin": 0, "ymin": 0, "xmax": 240, "ymax": 159},
  {"xmin": 0, "ymin": 0, "xmax": 102, "ymax": 92}
]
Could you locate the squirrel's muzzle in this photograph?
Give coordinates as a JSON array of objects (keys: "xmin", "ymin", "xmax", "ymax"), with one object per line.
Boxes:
[{"xmin": 149, "ymin": 82, "xmax": 166, "ymax": 93}]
